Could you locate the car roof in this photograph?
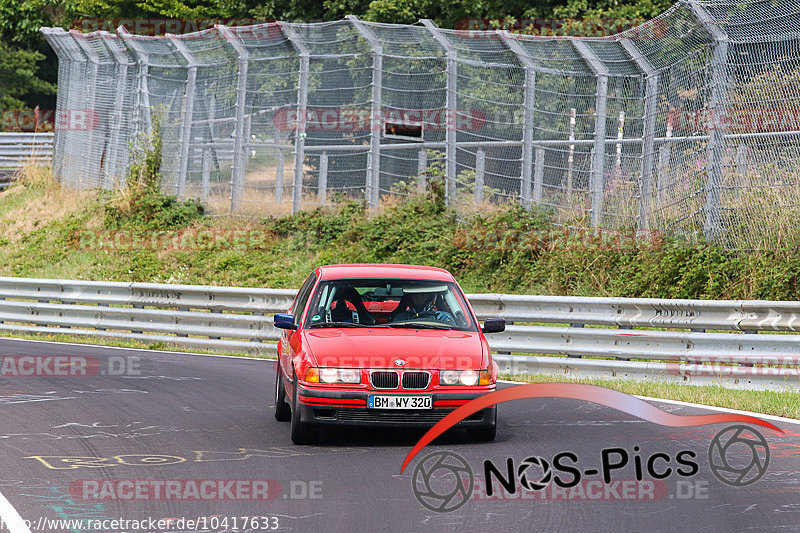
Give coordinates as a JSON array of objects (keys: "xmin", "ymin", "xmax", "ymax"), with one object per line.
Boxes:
[{"xmin": 315, "ymin": 264, "xmax": 455, "ymax": 282}]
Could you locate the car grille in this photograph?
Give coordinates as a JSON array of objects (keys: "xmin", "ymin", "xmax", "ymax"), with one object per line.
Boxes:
[
  {"xmin": 401, "ymin": 371, "xmax": 430, "ymax": 390},
  {"xmin": 370, "ymin": 370, "xmax": 399, "ymax": 389}
]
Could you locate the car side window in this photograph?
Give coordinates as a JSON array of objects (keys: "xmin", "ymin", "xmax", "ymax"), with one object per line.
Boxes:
[{"xmin": 291, "ymin": 273, "xmax": 317, "ymax": 325}]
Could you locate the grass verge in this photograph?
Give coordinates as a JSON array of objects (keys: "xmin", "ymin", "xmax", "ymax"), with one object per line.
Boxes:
[
  {"xmin": 0, "ymin": 331, "xmax": 274, "ymax": 360},
  {"xmin": 501, "ymin": 372, "xmax": 800, "ymax": 420}
]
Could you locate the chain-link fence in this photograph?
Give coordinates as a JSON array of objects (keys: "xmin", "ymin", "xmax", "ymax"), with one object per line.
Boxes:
[{"xmin": 41, "ymin": 0, "xmax": 800, "ymax": 248}]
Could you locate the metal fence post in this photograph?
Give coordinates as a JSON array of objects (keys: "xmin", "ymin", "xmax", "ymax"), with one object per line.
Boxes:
[
  {"xmin": 281, "ymin": 23, "xmax": 310, "ymax": 214},
  {"xmin": 216, "ymin": 25, "xmax": 250, "ymax": 213},
  {"xmin": 201, "ymin": 148, "xmax": 211, "ymax": 200},
  {"xmin": 275, "ymin": 148, "xmax": 285, "ymax": 202},
  {"xmin": 318, "ymin": 152, "xmax": 328, "ymax": 204},
  {"xmin": 99, "ymin": 31, "xmax": 132, "ymax": 189},
  {"xmin": 422, "ymin": 19, "xmax": 457, "ymax": 206},
  {"xmin": 69, "ymin": 30, "xmax": 101, "ymax": 188},
  {"xmin": 736, "ymin": 143, "xmax": 747, "ymax": 175},
  {"xmin": 620, "ymin": 38, "xmax": 658, "ymax": 232},
  {"xmin": 347, "ymin": 16, "xmax": 383, "ymax": 209},
  {"xmin": 572, "ymin": 41, "xmax": 609, "ymax": 229},
  {"xmin": 117, "ymin": 27, "xmax": 153, "ymax": 136},
  {"xmin": 474, "ymin": 149, "xmax": 485, "ymax": 204},
  {"xmin": 533, "ymin": 146, "xmax": 545, "ymax": 203},
  {"xmin": 498, "ymin": 31, "xmax": 538, "ymax": 208},
  {"xmin": 417, "ymin": 149, "xmax": 427, "ymax": 193},
  {"xmin": 657, "ymin": 123, "xmax": 673, "ymax": 204},
  {"xmin": 690, "ymin": 3, "xmax": 729, "ymax": 242},
  {"xmin": 167, "ymin": 35, "xmax": 198, "ymax": 199}
]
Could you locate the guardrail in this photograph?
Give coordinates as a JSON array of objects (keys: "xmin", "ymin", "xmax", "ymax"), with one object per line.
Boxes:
[
  {"xmin": 0, "ymin": 277, "xmax": 797, "ymax": 389},
  {"xmin": 0, "ymin": 133, "xmax": 53, "ymax": 168},
  {"xmin": 0, "ymin": 132, "xmax": 53, "ymax": 190}
]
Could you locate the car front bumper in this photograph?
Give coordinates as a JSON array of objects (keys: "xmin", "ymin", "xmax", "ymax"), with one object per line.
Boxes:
[{"xmin": 296, "ymin": 385, "xmax": 496, "ymax": 428}]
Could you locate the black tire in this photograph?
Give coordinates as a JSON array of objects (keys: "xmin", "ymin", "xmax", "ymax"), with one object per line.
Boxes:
[
  {"xmin": 274, "ymin": 362, "xmax": 291, "ymax": 422},
  {"xmin": 467, "ymin": 409, "xmax": 497, "ymax": 442},
  {"xmin": 290, "ymin": 369, "xmax": 319, "ymax": 444}
]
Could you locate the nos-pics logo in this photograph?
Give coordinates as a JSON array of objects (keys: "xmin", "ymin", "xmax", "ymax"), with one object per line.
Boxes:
[{"xmin": 412, "ymin": 425, "xmax": 770, "ymax": 513}]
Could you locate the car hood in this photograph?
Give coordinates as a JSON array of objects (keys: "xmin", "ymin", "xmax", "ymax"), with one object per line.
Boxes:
[{"xmin": 302, "ymin": 327, "xmax": 488, "ymax": 370}]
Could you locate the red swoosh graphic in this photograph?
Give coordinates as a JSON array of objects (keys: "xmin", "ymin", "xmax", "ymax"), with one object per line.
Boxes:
[{"xmin": 400, "ymin": 383, "xmax": 783, "ymax": 473}]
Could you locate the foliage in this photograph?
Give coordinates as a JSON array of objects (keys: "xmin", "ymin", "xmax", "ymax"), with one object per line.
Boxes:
[
  {"xmin": 105, "ymin": 110, "xmax": 203, "ymax": 230},
  {"xmin": 1, "ymin": 161, "xmax": 800, "ymax": 301}
]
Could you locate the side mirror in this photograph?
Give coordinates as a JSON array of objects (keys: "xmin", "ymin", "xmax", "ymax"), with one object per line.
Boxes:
[
  {"xmin": 274, "ymin": 313, "xmax": 298, "ymax": 330},
  {"xmin": 481, "ymin": 317, "xmax": 505, "ymax": 334}
]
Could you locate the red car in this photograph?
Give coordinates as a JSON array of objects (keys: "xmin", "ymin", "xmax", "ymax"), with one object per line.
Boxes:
[{"xmin": 273, "ymin": 264, "xmax": 505, "ymax": 444}]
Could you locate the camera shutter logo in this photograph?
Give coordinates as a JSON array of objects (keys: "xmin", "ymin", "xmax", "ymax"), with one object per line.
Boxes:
[
  {"xmin": 708, "ymin": 425, "xmax": 770, "ymax": 487},
  {"xmin": 517, "ymin": 456, "xmax": 552, "ymax": 491},
  {"xmin": 412, "ymin": 451, "xmax": 473, "ymax": 512}
]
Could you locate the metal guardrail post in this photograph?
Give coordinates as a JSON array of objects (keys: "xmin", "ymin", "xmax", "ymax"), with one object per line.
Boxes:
[
  {"xmin": 421, "ymin": 19, "xmax": 457, "ymax": 206},
  {"xmin": 498, "ymin": 31, "xmax": 538, "ymax": 208},
  {"xmin": 347, "ymin": 16, "xmax": 383, "ymax": 209},
  {"xmin": 168, "ymin": 35, "xmax": 199, "ymax": 199},
  {"xmin": 216, "ymin": 25, "xmax": 250, "ymax": 212},
  {"xmin": 689, "ymin": 2, "xmax": 729, "ymax": 242},
  {"xmin": 572, "ymin": 41, "xmax": 609, "ymax": 229},
  {"xmin": 619, "ymin": 38, "xmax": 659, "ymax": 232},
  {"xmin": 280, "ymin": 23, "xmax": 310, "ymax": 214}
]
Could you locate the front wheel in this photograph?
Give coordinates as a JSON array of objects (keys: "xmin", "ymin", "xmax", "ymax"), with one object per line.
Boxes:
[
  {"xmin": 467, "ymin": 409, "xmax": 496, "ymax": 442},
  {"xmin": 274, "ymin": 362, "xmax": 291, "ymax": 422},
  {"xmin": 290, "ymin": 369, "xmax": 319, "ymax": 444}
]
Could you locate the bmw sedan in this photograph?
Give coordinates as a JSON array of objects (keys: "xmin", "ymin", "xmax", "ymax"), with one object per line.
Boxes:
[{"xmin": 273, "ymin": 264, "xmax": 505, "ymax": 444}]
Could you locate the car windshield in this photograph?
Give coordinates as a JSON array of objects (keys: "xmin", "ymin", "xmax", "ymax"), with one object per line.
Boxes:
[{"xmin": 304, "ymin": 278, "xmax": 477, "ymax": 331}]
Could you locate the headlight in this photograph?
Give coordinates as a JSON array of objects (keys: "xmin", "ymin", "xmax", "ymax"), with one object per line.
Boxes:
[
  {"xmin": 460, "ymin": 370, "xmax": 478, "ymax": 386},
  {"xmin": 314, "ymin": 367, "xmax": 361, "ymax": 384},
  {"xmin": 440, "ymin": 370, "xmax": 492, "ymax": 386},
  {"xmin": 440, "ymin": 370, "xmax": 460, "ymax": 385}
]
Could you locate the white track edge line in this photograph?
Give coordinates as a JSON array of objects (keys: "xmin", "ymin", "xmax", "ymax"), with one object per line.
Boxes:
[
  {"xmin": 0, "ymin": 488, "xmax": 31, "ymax": 533},
  {"xmin": 498, "ymin": 378, "xmax": 800, "ymax": 426}
]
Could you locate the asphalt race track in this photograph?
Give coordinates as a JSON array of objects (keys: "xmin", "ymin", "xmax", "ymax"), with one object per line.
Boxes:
[{"xmin": 0, "ymin": 338, "xmax": 798, "ymax": 533}]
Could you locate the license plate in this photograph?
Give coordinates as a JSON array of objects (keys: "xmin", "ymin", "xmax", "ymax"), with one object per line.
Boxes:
[{"xmin": 368, "ymin": 395, "xmax": 432, "ymax": 409}]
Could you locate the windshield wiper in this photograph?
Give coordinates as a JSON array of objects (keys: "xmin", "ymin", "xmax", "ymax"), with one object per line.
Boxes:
[
  {"xmin": 386, "ymin": 322, "xmax": 454, "ymax": 330},
  {"xmin": 310, "ymin": 322, "xmax": 383, "ymax": 328}
]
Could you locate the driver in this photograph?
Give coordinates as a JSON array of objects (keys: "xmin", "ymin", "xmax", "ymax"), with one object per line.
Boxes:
[{"xmin": 390, "ymin": 291, "xmax": 454, "ymax": 325}]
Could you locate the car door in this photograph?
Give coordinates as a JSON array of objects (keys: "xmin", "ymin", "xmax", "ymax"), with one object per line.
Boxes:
[{"xmin": 280, "ymin": 272, "xmax": 317, "ymax": 390}]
